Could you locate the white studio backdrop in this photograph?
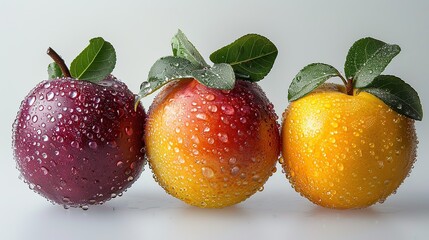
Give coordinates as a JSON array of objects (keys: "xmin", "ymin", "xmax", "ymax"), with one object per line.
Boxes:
[{"xmin": 1, "ymin": 1, "xmax": 428, "ymax": 240}]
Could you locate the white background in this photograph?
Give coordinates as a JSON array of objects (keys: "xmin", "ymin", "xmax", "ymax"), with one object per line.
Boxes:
[{"xmin": 1, "ymin": 0, "xmax": 428, "ymax": 239}]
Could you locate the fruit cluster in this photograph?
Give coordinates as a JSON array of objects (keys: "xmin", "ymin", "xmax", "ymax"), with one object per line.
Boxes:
[{"xmin": 12, "ymin": 32, "xmax": 422, "ymax": 210}]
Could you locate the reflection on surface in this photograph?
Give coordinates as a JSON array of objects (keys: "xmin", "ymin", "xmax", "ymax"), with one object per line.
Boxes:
[{"xmin": 11, "ymin": 181, "xmax": 429, "ymax": 240}]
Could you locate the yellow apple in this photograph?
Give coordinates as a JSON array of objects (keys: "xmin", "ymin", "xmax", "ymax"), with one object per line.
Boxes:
[{"xmin": 281, "ymin": 83, "xmax": 417, "ymax": 209}]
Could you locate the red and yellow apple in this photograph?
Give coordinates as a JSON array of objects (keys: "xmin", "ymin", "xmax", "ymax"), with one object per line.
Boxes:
[{"xmin": 145, "ymin": 79, "xmax": 280, "ymax": 208}]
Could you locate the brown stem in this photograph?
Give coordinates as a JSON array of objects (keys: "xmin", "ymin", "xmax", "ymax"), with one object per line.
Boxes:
[
  {"xmin": 346, "ymin": 78, "xmax": 354, "ymax": 96},
  {"xmin": 47, "ymin": 47, "xmax": 71, "ymax": 77}
]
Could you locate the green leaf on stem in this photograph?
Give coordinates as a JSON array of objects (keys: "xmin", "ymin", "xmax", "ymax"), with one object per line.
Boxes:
[
  {"xmin": 70, "ymin": 37, "xmax": 116, "ymax": 83},
  {"xmin": 345, "ymin": 37, "xmax": 400, "ymax": 88},
  {"xmin": 210, "ymin": 34, "xmax": 278, "ymax": 81},
  {"xmin": 171, "ymin": 29, "xmax": 208, "ymax": 68},
  {"xmin": 288, "ymin": 63, "xmax": 342, "ymax": 101},
  {"xmin": 47, "ymin": 62, "xmax": 63, "ymax": 79},
  {"xmin": 191, "ymin": 63, "xmax": 235, "ymax": 90},
  {"xmin": 360, "ymin": 75, "xmax": 423, "ymax": 120}
]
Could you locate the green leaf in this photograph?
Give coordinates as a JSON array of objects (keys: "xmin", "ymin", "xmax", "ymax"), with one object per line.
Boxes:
[
  {"xmin": 210, "ymin": 34, "xmax": 278, "ymax": 82},
  {"xmin": 70, "ymin": 37, "xmax": 116, "ymax": 83},
  {"xmin": 137, "ymin": 56, "xmax": 237, "ymax": 100},
  {"xmin": 47, "ymin": 62, "xmax": 63, "ymax": 79},
  {"xmin": 345, "ymin": 37, "xmax": 401, "ymax": 88},
  {"xmin": 360, "ymin": 75, "xmax": 423, "ymax": 121},
  {"xmin": 288, "ymin": 63, "xmax": 341, "ymax": 101},
  {"xmin": 137, "ymin": 56, "xmax": 198, "ymax": 99},
  {"xmin": 191, "ymin": 63, "xmax": 235, "ymax": 90},
  {"xmin": 171, "ymin": 29, "xmax": 208, "ymax": 68}
]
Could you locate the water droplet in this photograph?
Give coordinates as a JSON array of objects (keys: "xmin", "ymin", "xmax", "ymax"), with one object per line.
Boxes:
[
  {"xmin": 229, "ymin": 157, "xmax": 237, "ymax": 164},
  {"xmin": 71, "ymin": 141, "xmax": 79, "ymax": 148},
  {"xmin": 89, "ymin": 141, "xmax": 98, "ymax": 149},
  {"xmin": 127, "ymin": 176, "xmax": 134, "ymax": 181},
  {"xmin": 125, "ymin": 127, "xmax": 133, "ymax": 136},
  {"xmin": 271, "ymin": 166, "xmax": 277, "ymax": 173},
  {"xmin": 41, "ymin": 166, "xmax": 49, "ymax": 175},
  {"xmin": 28, "ymin": 96, "xmax": 36, "ymax": 106},
  {"xmin": 337, "ymin": 163, "xmax": 344, "ymax": 171},
  {"xmin": 221, "ymin": 105, "xmax": 235, "ymax": 115},
  {"xmin": 239, "ymin": 117, "xmax": 247, "ymax": 123},
  {"xmin": 191, "ymin": 135, "xmax": 200, "ymax": 144},
  {"xmin": 41, "ymin": 135, "xmax": 49, "ymax": 142},
  {"xmin": 231, "ymin": 166, "xmax": 240, "ymax": 175},
  {"xmin": 196, "ymin": 113, "xmax": 208, "ymax": 120},
  {"xmin": 46, "ymin": 92, "xmax": 55, "ymax": 101},
  {"xmin": 81, "ymin": 205, "xmax": 89, "ymax": 210},
  {"xmin": 218, "ymin": 133, "xmax": 229, "ymax": 143},
  {"xmin": 32, "ymin": 115, "xmax": 38, "ymax": 123},
  {"xmin": 92, "ymin": 125, "xmax": 100, "ymax": 133},
  {"xmin": 205, "ymin": 94, "xmax": 215, "ymax": 101},
  {"xmin": 330, "ymin": 122, "xmax": 338, "ymax": 128},
  {"xmin": 69, "ymin": 91, "xmax": 78, "ymax": 99},
  {"xmin": 207, "ymin": 138, "xmax": 215, "ymax": 144},
  {"xmin": 202, "ymin": 167, "xmax": 214, "ymax": 178},
  {"xmin": 71, "ymin": 114, "xmax": 78, "ymax": 121},
  {"xmin": 208, "ymin": 105, "xmax": 218, "ymax": 113}
]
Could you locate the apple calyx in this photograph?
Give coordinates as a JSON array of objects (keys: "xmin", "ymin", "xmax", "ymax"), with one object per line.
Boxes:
[
  {"xmin": 46, "ymin": 37, "xmax": 116, "ymax": 83},
  {"xmin": 287, "ymin": 37, "xmax": 423, "ymax": 121},
  {"xmin": 136, "ymin": 30, "xmax": 278, "ymax": 102}
]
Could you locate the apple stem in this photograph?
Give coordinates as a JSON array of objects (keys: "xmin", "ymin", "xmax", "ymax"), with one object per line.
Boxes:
[
  {"xmin": 338, "ymin": 75, "xmax": 347, "ymax": 86},
  {"xmin": 47, "ymin": 47, "xmax": 71, "ymax": 78},
  {"xmin": 346, "ymin": 78, "xmax": 354, "ymax": 96}
]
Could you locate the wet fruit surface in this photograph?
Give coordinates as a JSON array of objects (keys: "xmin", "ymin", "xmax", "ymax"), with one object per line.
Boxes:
[
  {"xmin": 146, "ymin": 79, "xmax": 280, "ymax": 208},
  {"xmin": 12, "ymin": 75, "xmax": 146, "ymax": 208},
  {"xmin": 281, "ymin": 83, "xmax": 418, "ymax": 209}
]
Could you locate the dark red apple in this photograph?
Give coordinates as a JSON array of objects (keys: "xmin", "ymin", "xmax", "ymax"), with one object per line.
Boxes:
[{"xmin": 12, "ymin": 75, "xmax": 146, "ymax": 209}]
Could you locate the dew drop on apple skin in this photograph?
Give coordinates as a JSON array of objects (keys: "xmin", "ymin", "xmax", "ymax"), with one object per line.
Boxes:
[
  {"xmin": 202, "ymin": 167, "xmax": 214, "ymax": 178},
  {"xmin": 221, "ymin": 105, "xmax": 235, "ymax": 115},
  {"xmin": 231, "ymin": 166, "xmax": 240, "ymax": 175},
  {"xmin": 218, "ymin": 133, "xmax": 229, "ymax": 143},
  {"xmin": 208, "ymin": 105, "xmax": 218, "ymax": 112},
  {"xmin": 69, "ymin": 91, "xmax": 78, "ymax": 99},
  {"xmin": 196, "ymin": 113, "xmax": 208, "ymax": 120}
]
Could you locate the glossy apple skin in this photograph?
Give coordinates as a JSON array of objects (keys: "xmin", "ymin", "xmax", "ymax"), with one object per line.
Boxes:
[
  {"xmin": 12, "ymin": 75, "xmax": 146, "ymax": 208},
  {"xmin": 145, "ymin": 79, "xmax": 280, "ymax": 208}
]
